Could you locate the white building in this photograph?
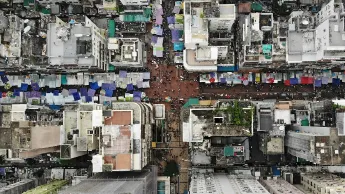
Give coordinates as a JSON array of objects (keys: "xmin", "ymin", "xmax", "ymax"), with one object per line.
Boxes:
[
  {"xmin": 119, "ymin": 0, "xmax": 149, "ymax": 6},
  {"xmin": 37, "ymin": 0, "xmax": 80, "ymax": 5},
  {"xmin": 61, "ymin": 103, "xmax": 103, "ymax": 159},
  {"xmin": 108, "ymin": 38, "xmax": 146, "ymax": 67},
  {"xmin": 260, "ymin": 177, "xmax": 304, "ymax": 194},
  {"xmin": 189, "ymin": 169, "xmax": 269, "ymax": 194},
  {"xmin": 301, "ymin": 173, "xmax": 345, "ymax": 194},
  {"xmin": 47, "ymin": 17, "xmax": 107, "ymax": 71},
  {"xmin": 241, "ymin": 13, "xmax": 274, "ymax": 66},
  {"xmin": 0, "ymin": 15, "xmax": 22, "ymax": 67},
  {"xmin": 92, "ymin": 102, "xmax": 154, "ymax": 172},
  {"xmin": 287, "ymin": 0, "xmax": 345, "ymax": 64},
  {"xmin": 183, "ymin": 0, "xmax": 236, "ymax": 72}
]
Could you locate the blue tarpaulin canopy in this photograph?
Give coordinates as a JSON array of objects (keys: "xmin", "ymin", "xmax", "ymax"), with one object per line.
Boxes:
[
  {"xmin": 20, "ymin": 83, "xmax": 28, "ymax": 91},
  {"xmin": 90, "ymin": 82, "xmax": 99, "ymax": 90},
  {"xmin": 53, "ymin": 90, "xmax": 59, "ymax": 96},
  {"xmin": 333, "ymin": 78, "xmax": 341, "ymax": 86},
  {"xmin": 127, "ymin": 83, "xmax": 134, "ymax": 91},
  {"xmin": 289, "ymin": 78, "xmax": 298, "ymax": 85},
  {"xmin": 1, "ymin": 75, "xmax": 8, "ymax": 83},
  {"xmin": 133, "ymin": 91, "xmax": 142, "ymax": 97},
  {"xmin": 322, "ymin": 77, "xmax": 329, "ymax": 84},
  {"xmin": 109, "ymin": 83, "xmax": 116, "ymax": 90},
  {"xmin": 31, "ymin": 82, "xmax": 40, "ymax": 91},
  {"xmin": 86, "ymin": 96, "xmax": 92, "ymax": 102},
  {"xmin": 314, "ymin": 79, "xmax": 322, "ymax": 87},
  {"xmin": 73, "ymin": 92, "xmax": 81, "ymax": 101},
  {"xmin": 171, "ymin": 29, "xmax": 181, "ymax": 42},
  {"xmin": 167, "ymin": 16, "xmax": 175, "ymax": 24},
  {"xmin": 49, "ymin": 105, "xmax": 62, "ymax": 110},
  {"xmin": 13, "ymin": 89, "xmax": 20, "ymax": 96},
  {"xmin": 134, "ymin": 96, "xmax": 141, "ymax": 102},
  {"xmin": 119, "ymin": 70, "xmax": 127, "ymax": 78},
  {"xmin": 88, "ymin": 89, "xmax": 96, "ymax": 97},
  {"xmin": 69, "ymin": 89, "xmax": 77, "ymax": 95},
  {"xmin": 80, "ymin": 88, "xmax": 87, "ymax": 96},
  {"xmin": 102, "ymin": 83, "xmax": 110, "ymax": 90},
  {"xmin": 105, "ymin": 90, "xmax": 113, "ymax": 97}
]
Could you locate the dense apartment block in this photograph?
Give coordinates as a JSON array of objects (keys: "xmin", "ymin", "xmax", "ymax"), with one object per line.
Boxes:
[
  {"xmin": 92, "ymin": 102, "xmax": 154, "ymax": 172},
  {"xmin": 108, "ymin": 38, "xmax": 146, "ymax": 67},
  {"xmin": 182, "ymin": 100, "xmax": 253, "ymax": 167},
  {"xmin": 189, "ymin": 169, "xmax": 269, "ymax": 194},
  {"xmin": 61, "ymin": 103, "xmax": 103, "ymax": 159},
  {"xmin": 256, "ymin": 101, "xmax": 289, "ymax": 155},
  {"xmin": 301, "ymin": 173, "xmax": 345, "ymax": 194},
  {"xmin": 287, "ymin": 0, "xmax": 345, "ymax": 64},
  {"xmin": 183, "ymin": 0, "xmax": 236, "ymax": 72},
  {"xmin": 260, "ymin": 177, "xmax": 304, "ymax": 194},
  {"xmin": 59, "ymin": 166, "xmax": 157, "ymax": 194},
  {"xmin": 47, "ymin": 17, "xmax": 107, "ymax": 70},
  {"xmin": 0, "ymin": 104, "xmax": 62, "ymax": 159},
  {"xmin": 241, "ymin": 13, "xmax": 275, "ymax": 66}
]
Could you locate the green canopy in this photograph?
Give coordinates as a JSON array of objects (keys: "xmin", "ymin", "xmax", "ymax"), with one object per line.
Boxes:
[{"xmin": 251, "ymin": 2, "xmax": 263, "ymax": 12}]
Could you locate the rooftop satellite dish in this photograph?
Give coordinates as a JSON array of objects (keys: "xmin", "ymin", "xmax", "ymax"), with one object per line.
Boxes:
[
  {"xmin": 302, "ymin": 20, "xmax": 309, "ymax": 25},
  {"xmin": 23, "ymin": 26, "xmax": 31, "ymax": 33}
]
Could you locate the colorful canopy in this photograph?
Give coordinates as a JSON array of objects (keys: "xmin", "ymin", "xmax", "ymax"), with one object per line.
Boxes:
[{"xmin": 314, "ymin": 79, "xmax": 322, "ymax": 87}]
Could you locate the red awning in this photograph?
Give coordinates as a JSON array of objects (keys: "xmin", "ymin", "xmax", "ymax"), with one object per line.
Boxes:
[
  {"xmin": 301, "ymin": 77, "xmax": 308, "ymax": 84},
  {"xmin": 307, "ymin": 77, "xmax": 314, "ymax": 84},
  {"xmin": 284, "ymin": 79, "xmax": 290, "ymax": 86},
  {"xmin": 267, "ymin": 77, "xmax": 274, "ymax": 83}
]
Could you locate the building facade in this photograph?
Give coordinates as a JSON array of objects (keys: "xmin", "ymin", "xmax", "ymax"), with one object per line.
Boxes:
[
  {"xmin": 287, "ymin": 0, "xmax": 345, "ymax": 64},
  {"xmin": 61, "ymin": 103, "xmax": 103, "ymax": 159},
  {"xmin": 108, "ymin": 38, "xmax": 146, "ymax": 67},
  {"xmin": 0, "ymin": 104, "xmax": 62, "ymax": 159},
  {"xmin": 59, "ymin": 166, "xmax": 158, "ymax": 194},
  {"xmin": 47, "ymin": 17, "xmax": 107, "ymax": 71},
  {"xmin": 92, "ymin": 102, "xmax": 154, "ymax": 172},
  {"xmin": 189, "ymin": 169, "xmax": 270, "ymax": 194},
  {"xmin": 183, "ymin": 0, "xmax": 236, "ymax": 72},
  {"xmin": 301, "ymin": 173, "xmax": 345, "ymax": 194},
  {"xmin": 260, "ymin": 177, "xmax": 304, "ymax": 194}
]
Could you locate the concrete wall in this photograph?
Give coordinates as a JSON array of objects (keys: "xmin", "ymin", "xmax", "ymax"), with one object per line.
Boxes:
[
  {"xmin": 292, "ymin": 126, "xmax": 331, "ymax": 136},
  {"xmin": 30, "ymin": 126, "xmax": 61, "ymax": 149},
  {"xmin": 0, "ymin": 178, "xmax": 45, "ymax": 194}
]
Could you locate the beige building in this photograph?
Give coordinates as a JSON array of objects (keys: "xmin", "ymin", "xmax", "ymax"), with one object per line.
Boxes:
[
  {"xmin": 61, "ymin": 103, "xmax": 103, "ymax": 159},
  {"xmin": 183, "ymin": 0, "xmax": 236, "ymax": 72},
  {"xmin": 92, "ymin": 102, "xmax": 154, "ymax": 172},
  {"xmin": 301, "ymin": 173, "xmax": 345, "ymax": 194},
  {"xmin": 260, "ymin": 177, "xmax": 304, "ymax": 194},
  {"xmin": 13, "ymin": 126, "xmax": 61, "ymax": 159},
  {"xmin": 0, "ymin": 104, "xmax": 63, "ymax": 159}
]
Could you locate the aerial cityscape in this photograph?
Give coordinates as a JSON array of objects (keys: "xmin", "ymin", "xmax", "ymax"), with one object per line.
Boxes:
[{"xmin": 1, "ymin": 0, "xmax": 345, "ymax": 193}]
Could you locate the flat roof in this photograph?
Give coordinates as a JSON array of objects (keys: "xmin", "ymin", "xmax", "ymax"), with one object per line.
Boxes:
[
  {"xmin": 261, "ymin": 178, "xmax": 304, "ymax": 194},
  {"xmin": 104, "ymin": 110, "xmax": 132, "ymax": 125},
  {"xmin": 103, "ymin": 125, "xmax": 132, "ymax": 171},
  {"xmin": 47, "ymin": 23, "xmax": 93, "ymax": 66},
  {"xmin": 190, "ymin": 173, "xmax": 269, "ymax": 194}
]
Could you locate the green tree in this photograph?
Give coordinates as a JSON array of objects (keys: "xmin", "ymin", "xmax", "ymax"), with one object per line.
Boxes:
[{"xmin": 164, "ymin": 160, "xmax": 179, "ymax": 177}]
